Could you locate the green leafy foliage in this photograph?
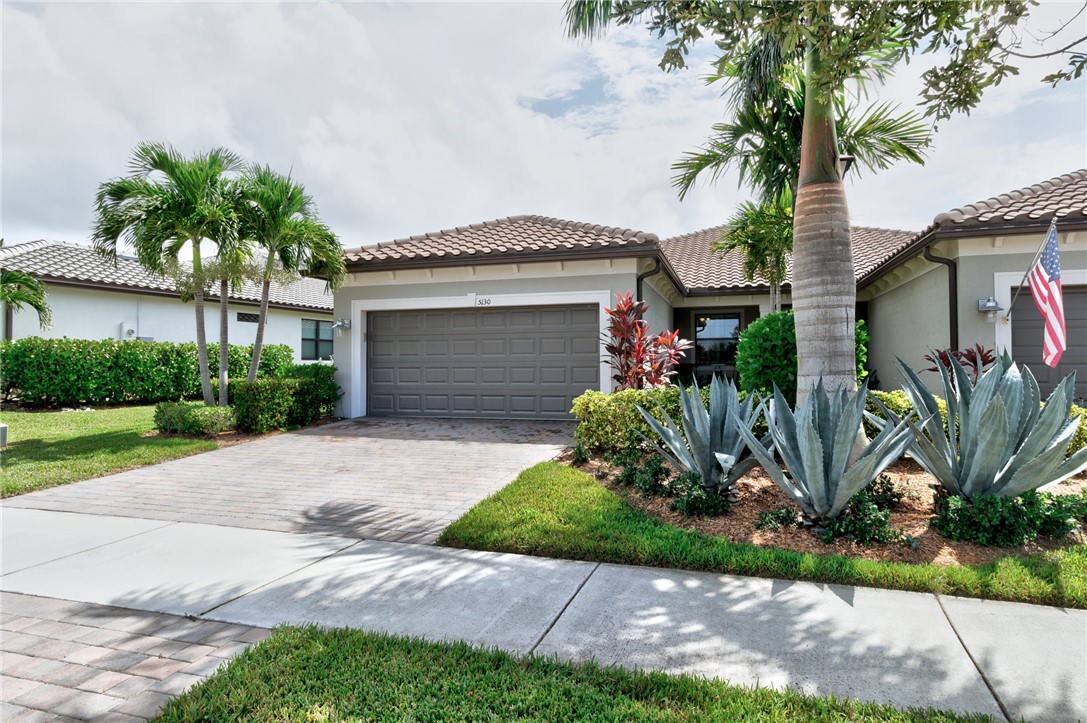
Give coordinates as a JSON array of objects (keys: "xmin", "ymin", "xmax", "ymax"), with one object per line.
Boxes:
[
  {"xmin": 0, "ymin": 338, "xmax": 291, "ymax": 407},
  {"xmin": 756, "ymin": 506, "xmax": 801, "ymax": 531},
  {"xmin": 865, "ymin": 390, "xmax": 949, "ymax": 438},
  {"xmin": 1070, "ymin": 405, "xmax": 1087, "ymax": 456},
  {"xmin": 632, "ymin": 455, "xmax": 671, "ymax": 498},
  {"xmin": 572, "ymin": 386, "xmax": 767, "ymax": 456},
  {"xmin": 670, "ymin": 471, "xmax": 730, "ymax": 517},
  {"xmin": 281, "ymin": 363, "xmax": 341, "ymax": 417},
  {"xmin": 934, "ymin": 490, "xmax": 1087, "ymax": 547},
  {"xmin": 572, "ymin": 442, "xmax": 590, "ymax": 465},
  {"xmin": 866, "ymin": 474, "xmax": 905, "ymax": 511},
  {"xmin": 885, "ymin": 354, "xmax": 1087, "ymax": 500},
  {"xmin": 637, "ymin": 376, "xmax": 767, "ymax": 493},
  {"xmin": 816, "ymin": 490, "xmax": 900, "ymax": 545},
  {"xmin": 231, "ymin": 378, "xmax": 300, "ymax": 433},
  {"xmin": 734, "ymin": 311, "xmax": 868, "ymax": 406},
  {"xmin": 738, "ymin": 381, "xmax": 914, "ymax": 521},
  {"xmin": 153, "ymin": 402, "xmax": 235, "ymax": 436}
]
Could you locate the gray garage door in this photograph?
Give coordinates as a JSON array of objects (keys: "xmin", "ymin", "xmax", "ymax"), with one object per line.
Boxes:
[
  {"xmin": 367, "ymin": 304, "xmax": 600, "ymax": 419},
  {"xmin": 1012, "ymin": 285, "xmax": 1085, "ymax": 401}
]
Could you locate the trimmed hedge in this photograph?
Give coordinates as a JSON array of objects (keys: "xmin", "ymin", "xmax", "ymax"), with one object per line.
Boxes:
[
  {"xmin": 230, "ymin": 369, "xmax": 340, "ymax": 433},
  {"xmin": 153, "ymin": 401, "xmax": 236, "ymax": 436},
  {"xmin": 282, "ymin": 363, "xmax": 341, "ymax": 417},
  {"xmin": 1071, "ymin": 405, "xmax": 1087, "ymax": 457},
  {"xmin": 0, "ymin": 338, "xmax": 292, "ymax": 407}
]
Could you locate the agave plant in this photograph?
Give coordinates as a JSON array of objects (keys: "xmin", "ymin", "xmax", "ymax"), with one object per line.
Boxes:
[
  {"xmin": 737, "ymin": 381, "xmax": 915, "ymax": 522},
  {"xmin": 637, "ymin": 376, "xmax": 767, "ymax": 494},
  {"xmin": 881, "ymin": 353, "xmax": 1087, "ymax": 501}
]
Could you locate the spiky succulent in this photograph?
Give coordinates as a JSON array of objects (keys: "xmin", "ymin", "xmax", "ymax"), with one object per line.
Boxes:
[
  {"xmin": 880, "ymin": 353, "xmax": 1087, "ymax": 501},
  {"xmin": 738, "ymin": 381, "xmax": 915, "ymax": 521},
  {"xmin": 637, "ymin": 376, "xmax": 767, "ymax": 493}
]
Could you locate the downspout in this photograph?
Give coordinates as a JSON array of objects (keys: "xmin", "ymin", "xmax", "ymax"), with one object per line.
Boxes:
[
  {"xmin": 635, "ymin": 257, "xmax": 662, "ymax": 304},
  {"xmin": 923, "ymin": 244, "xmax": 958, "ymax": 350}
]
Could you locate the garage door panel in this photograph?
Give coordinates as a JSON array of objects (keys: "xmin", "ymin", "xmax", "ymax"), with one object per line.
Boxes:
[{"xmin": 368, "ymin": 304, "xmax": 599, "ymax": 419}]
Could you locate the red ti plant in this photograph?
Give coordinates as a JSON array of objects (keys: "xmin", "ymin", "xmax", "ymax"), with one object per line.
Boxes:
[
  {"xmin": 604, "ymin": 291, "xmax": 693, "ymax": 390},
  {"xmin": 923, "ymin": 343, "xmax": 997, "ymax": 386}
]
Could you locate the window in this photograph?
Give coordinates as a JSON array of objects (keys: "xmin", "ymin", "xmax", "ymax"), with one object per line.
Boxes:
[
  {"xmin": 237, "ymin": 312, "xmax": 258, "ymax": 323},
  {"xmin": 302, "ymin": 319, "xmax": 333, "ymax": 361},
  {"xmin": 694, "ymin": 313, "xmax": 741, "ymax": 365}
]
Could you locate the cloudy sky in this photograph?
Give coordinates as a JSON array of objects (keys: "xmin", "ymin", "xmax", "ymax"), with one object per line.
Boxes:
[{"xmin": 3, "ymin": 1, "xmax": 1085, "ymax": 249}]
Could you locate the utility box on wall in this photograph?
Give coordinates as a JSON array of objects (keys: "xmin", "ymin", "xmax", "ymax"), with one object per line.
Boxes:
[{"xmin": 119, "ymin": 322, "xmax": 137, "ymax": 340}]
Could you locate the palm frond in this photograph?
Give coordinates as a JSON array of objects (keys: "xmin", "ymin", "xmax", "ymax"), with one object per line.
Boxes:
[{"xmin": 0, "ymin": 268, "xmax": 51, "ymax": 328}]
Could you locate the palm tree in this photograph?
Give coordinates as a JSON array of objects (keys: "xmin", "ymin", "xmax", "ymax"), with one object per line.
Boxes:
[
  {"xmin": 0, "ymin": 240, "xmax": 52, "ymax": 329},
  {"xmin": 717, "ymin": 196, "xmax": 793, "ymax": 312},
  {"xmin": 238, "ymin": 166, "xmax": 346, "ymax": 382},
  {"xmin": 566, "ymin": 3, "xmax": 930, "ymax": 404},
  {"xmin": 93, "ymin": 142, "xmax": 243, "ymax": 406}
]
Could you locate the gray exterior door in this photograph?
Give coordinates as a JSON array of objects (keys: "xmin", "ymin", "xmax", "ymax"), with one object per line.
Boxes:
[
  {"xmin": 1012, "ymin": 285, "xmax": 1085, "ymax": 402},
  {"xmin": 367, "ymin": 304, "xmax": 600, "ymax": 419}
]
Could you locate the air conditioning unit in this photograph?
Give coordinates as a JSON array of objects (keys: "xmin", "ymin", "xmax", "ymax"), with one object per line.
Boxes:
[{"xmin": 119, "ymin": 322, "xmax": 137, "ymax": 340}]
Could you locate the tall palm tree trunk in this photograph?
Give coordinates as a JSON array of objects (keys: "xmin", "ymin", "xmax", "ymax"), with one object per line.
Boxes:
[
  {"xmin": 247, "ymin": 255, "xmax": 276, "ymax": 382},
  {"xmin": 191, "ymin": 243, "xmax": 215, "ymax": 406},
  {"xmin": 219, "ymin": 279, "xmax": 230, "ymax": 406},
  {"xmin": 792, "ymin": 44, "xmax": 856, "ymax": 408}
]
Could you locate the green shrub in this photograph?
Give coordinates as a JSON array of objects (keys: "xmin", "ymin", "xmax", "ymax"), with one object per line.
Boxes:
[
  {"xmin": 670, "ymin": 471, "xmax": 730, "ymax": 516},
  {"xmin": 282, "ymin": 363, "xmax": 341, "ymax": 417},
  {"xmin": 633, "ymin": 455, "xmax": 671, "ymax": 498},
  {"xmin": 866, "ymin": 474, "xmax": 904, "ymax": 510},
  {"xmin": 231, "ymin": 378, "xmax": 300, "ymax": 433},
  {"xmin": 865, "ymin": 389, "xmax": 948, "ymax": 438},
  {"xmin": 816, "ymin": 490, "xmax": 900, "ymax": 545},
  {"xmin": 755, "ymin": 506, "xmax": 800, "ymax": 531},
  {"xmin": 734, "ymin": 310, "xmax": 868, "ymax": 406},
  {"xmin": 0, "ymin": 337, "xmax": 292, "ymax": 407},
  {"xmin": 572, "ymin": 386, "xmax": 766, "ymax": 456},
  {"xmin": 1070, "ymin": 404, "xmax": 1087, "ymax": 456},
  {"xmin": 153, "ymin": 401, "xmax": 235, "ymax": 436},
  {"xmin": 933, "ymin": 491, "xmax": 1087, "ymax": 547}
]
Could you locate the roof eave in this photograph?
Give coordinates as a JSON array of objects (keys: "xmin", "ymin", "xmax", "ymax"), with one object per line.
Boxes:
[{"xmin": 344, "ymin": 244, "xmax": 661, "ymax": 273}]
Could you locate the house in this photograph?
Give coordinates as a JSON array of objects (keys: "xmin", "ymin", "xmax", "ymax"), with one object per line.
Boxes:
[
  {"xmin": 0, "ymin": 240, "xmax": 334, "ymax": 363},
  {"xmin": 333, "ymin": 170, "xmax": 1086, "ymax": 419}
]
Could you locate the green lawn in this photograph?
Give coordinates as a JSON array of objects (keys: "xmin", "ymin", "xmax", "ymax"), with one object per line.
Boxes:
[
  {"xmin": 155, "ymin": 625, "xmax": 987, "ymax": 722},
  {"xmin": 438, "ymin": 462, "xmax": 1087, "ymax": 609},
  {"xmin": 1, "ymin": 405, "xmax": 217, "ymax": 497}
]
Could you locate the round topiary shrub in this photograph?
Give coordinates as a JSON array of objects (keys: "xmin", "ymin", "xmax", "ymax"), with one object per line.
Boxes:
[{"xmin": 735, "ymin": 310, "xmax": 868, "ymax": 406}]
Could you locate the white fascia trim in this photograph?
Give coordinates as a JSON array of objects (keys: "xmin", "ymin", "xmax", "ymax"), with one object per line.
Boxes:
[
  {"xmin": 993, "ymin": 268, "xmax": 1086, "ymax": 354},
  {"xmin": 348, "ymin": 290, "xmax": 614, "ymax": 418}
]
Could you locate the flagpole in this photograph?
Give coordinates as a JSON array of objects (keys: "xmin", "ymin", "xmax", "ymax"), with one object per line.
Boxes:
[{"xmin": 1002, "ymin": 219, "xmax": 1057, "ymax": 322}]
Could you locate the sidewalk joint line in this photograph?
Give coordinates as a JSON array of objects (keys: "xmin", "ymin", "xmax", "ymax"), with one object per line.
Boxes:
[
  {"xmin": 935, "ymin": 594, "xmax": 1012, "ymax": 723},
  {"xmin": 0, "ymin": 517, "xmax": 179, "ymax": 577},
  {"xmin": 197, "ymin": 538, "xmax": 364, "ymax": 619},
  {"xmin": 528, "ymin": 562, "xmax": 600, "ymax": 655}
]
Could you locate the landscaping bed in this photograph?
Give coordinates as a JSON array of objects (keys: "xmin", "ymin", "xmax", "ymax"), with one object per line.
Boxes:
[
  {"xmin": 574, "ymin": 451, "xmax": 1087, "ymax": 568},
  {"xmin": 439, "ymin": 462, "xmax": 1087, "ymax": 608},
  {"xmin": 155, "ymin": 625, "xmax": 985, "ymax": 722}
]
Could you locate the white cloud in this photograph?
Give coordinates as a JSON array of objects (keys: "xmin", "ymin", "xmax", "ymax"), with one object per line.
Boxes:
[{"xmin": 2, "ymin": 1, "xmax": 1084, "ymax": 248}]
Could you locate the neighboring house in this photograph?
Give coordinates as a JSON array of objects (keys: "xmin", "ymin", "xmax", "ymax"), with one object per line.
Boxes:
[
  {"xmin": 0, "ymin": 241, "xmax": 334, "ymax": 363},
  {"xmin": 333, "ymin": 170, "xmax": 1086, "ymax": 420}
]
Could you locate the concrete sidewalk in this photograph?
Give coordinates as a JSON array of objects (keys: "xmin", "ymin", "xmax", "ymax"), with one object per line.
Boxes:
[{"xmin": 2, "ymin": 507, "xmax": 1084, "ymax": 722}]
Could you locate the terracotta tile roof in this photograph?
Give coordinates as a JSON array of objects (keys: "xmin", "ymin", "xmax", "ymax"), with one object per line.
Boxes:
[
  {"xmin": 0, "ymin": 240, "xmax": 333, "ymax": 311},
  {"xmin": 930, "ymin": 169, "xmax": 1087, "ymax": 232},
  {"xmin": 343, "ymin": 215, "xmax": 659, "ymax": 267},
  {"xmin": 659, "ymin": 225, "xmax": 916, "ymax": 294}
]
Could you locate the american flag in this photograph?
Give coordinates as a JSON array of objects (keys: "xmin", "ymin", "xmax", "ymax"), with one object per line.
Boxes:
[{"xmin": 1027, "ymin": 222, "xmax": 1066, "ymax": 367}]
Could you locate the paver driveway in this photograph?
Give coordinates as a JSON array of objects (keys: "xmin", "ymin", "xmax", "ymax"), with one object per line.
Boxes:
[{"xmin": 4, "ymin": 417, "xmax": 572, "ymax": 544}]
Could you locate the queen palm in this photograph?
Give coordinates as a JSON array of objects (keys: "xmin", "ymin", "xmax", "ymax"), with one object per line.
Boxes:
[
  {"xmin": 0, "ymin": 240, "xmax": 52, "ymax": 329},
  {"xmin": 238, "ymin": 166, "xmax": 346, "ymax": 382},
  {"xmin": 93, "ymin": 143, "xmax": 243, "ymax": 406},
  {"xmin": 717, "ymin": 196, "xmax": 793, "ymax": 313}
]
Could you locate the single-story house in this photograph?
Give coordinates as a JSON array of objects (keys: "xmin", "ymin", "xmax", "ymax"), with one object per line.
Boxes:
[
  {"xmin": 333, "ymin": 169, "xmax": 1086, "ymax": 419},
  {"xmin": 0, "ymin": 240, "xmax": 335, "ymax": 363}
]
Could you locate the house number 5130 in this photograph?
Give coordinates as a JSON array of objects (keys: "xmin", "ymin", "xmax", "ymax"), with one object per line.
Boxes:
[{"xmin": 476, "ymin": 297, "xmax": 493, "ymax": 306}]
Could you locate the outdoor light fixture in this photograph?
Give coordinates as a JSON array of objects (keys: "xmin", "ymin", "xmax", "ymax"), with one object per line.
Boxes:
[
  {"xmin": 978, "ymin": 296, "xmax": 1004, "ymax": 323},
  {"xmin": 838, "ymin": 155, "xmax": 856, "ymax": 177},
  {"xmin": 332, "ymin": 318, "xmax": 352, "ymax": 338}
]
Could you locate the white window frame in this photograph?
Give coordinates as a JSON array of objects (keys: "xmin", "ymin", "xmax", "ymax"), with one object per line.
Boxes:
[{"xmin": 348, "ymin": 290, "xmax": 613, "ymax": 418}]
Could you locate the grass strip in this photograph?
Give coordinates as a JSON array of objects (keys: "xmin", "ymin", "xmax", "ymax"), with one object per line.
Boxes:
[
  {"xmin": 1, "ymin": 406, "xmax": 217, "ymax": 497},
  {"xmin": 156, "ymin": 625, "xmax": 988, "ymax": 722},
  {"xmin": 438, "ymin": 462, "xmax": 1087, "ymax": 609}
]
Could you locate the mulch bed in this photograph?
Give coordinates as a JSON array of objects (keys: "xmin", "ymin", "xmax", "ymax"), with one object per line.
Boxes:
[
  {"xmin": 147, "ymin": 415, "xmax": 342, "ymax": 447},
  {"xmin": 562, "ymin": 450, "xmax": 1086, "ymax": 567}
]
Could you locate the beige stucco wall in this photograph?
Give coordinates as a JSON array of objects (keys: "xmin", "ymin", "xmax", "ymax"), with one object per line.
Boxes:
[{"xmin": 865, "ymin": 266, "xmax": 950, "ymax": 392}]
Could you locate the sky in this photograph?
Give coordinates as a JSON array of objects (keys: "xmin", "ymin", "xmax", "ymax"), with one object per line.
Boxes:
[{"xmin": 2, "ymin": 1, "xmax": 1085, "ymax": 250}]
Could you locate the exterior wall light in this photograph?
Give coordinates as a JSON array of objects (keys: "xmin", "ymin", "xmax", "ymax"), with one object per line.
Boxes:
[
  {"xmin": 332, "ymin": 318, "xmax": 352, "ymax": 338},
  {"xmin": 978, "ymin": 297, "xmax": 1003, "ymax": 323},
  {"xmin": 838, "ymin": 155, "xmax": 856, "ymax": 177}
]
